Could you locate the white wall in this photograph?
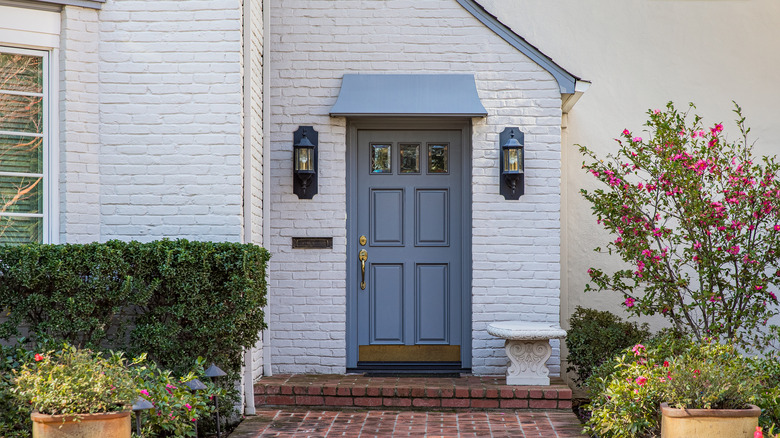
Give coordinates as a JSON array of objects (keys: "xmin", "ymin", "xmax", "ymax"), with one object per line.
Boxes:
[
  {"xmin": 269, "ymin": 0, "xmax": 563, "ymax": 375},
  {"xmin": 477, "ymin": 0, "xmax": 780, "ymax": 352},
  {"xmin": 97, "ymin": 0, "xmax": 245, "ymax": 242}
]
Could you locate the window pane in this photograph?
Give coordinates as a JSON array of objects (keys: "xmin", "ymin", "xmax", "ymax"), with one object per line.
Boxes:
[
  {"xmin": 0, "ymin": 135, "xmax": 42, "ymax": 174},
  {"xmin": 0, "ymin": 175, "xmax": 42, "ymax": 214},
  {"xmin": 371, "ymin": 144, "xmax": 392, "ymax": 174},
  {"xmin": 0, "ymin": 215, "xmax": 42, "ymax": 245},
  {"xmin": 0, "ymin": 53, "xmax": 42, "ymax": 94},
  {"xmin": 0, "ymin": 93, "xmax": 43, "ymax": 133},
  {"xmin": 427, "ymin": 144, "xmax": 448, "ymax": 173},
  {"xmin": 400, "ymin": 144, "xmax": 420, "ymax": 174}
]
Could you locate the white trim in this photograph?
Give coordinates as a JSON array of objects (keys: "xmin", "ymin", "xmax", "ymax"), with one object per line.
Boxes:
[
  {"xmin": 0, "ymin": 172, "xmax": 44, "ymax": 178},
  {"xmin": 47, "ymin": 47, "xmax": 58, "ymax": 243},
  {"xmin": 0, "ymin": 212, "xmax": 44, "ymax": 218},
  {"xmin": 0, "ymin": 89, "xmax": 44, "ymax": 97},
  {"xmin": 262, "ymin": 0, "xmax": 272, "ymax": 378},
  {"xmin": 0, "ymin": 6, "xmax": 60, "ymax": 49},
  {"xmin": 0, "ymin": 45, "xmax": 56, "ymax": 244},
  {"xmin": 0, "ymin": 130, "xmax": 44, "ymax": 138}
]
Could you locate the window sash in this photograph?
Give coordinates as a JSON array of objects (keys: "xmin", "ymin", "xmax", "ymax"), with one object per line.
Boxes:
[{"xmin": 0, "ymin": 46, "xmax": 48, "ymax": 244}]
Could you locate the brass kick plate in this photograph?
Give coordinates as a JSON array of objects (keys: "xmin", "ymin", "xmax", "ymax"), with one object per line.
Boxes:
[{"xmin": 359, "ymin": 345, "xmax": 460, "ymax": 362}]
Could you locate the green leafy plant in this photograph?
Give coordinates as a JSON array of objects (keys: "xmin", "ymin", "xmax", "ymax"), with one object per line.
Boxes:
[
  {"xmin": 132, "ymin": 356, "xmax": 223, "ymax": 437},
  {"xmin": 0, "ymin": 341, "xmax": 34, "ymax": 437},
  {"xmin": 13, "ymin": 345, "xmax": 137, "ymax": 417},
  {"xmin": 566, "ymin": 306, "xmax": 650, "ymax": 386},
  {"xmin": 580, "ymin": 102, "xmax": 780, "ymax": 346},
  {"xmin": 585, "ymin": 339, "xmax": 771, "ymax": 438},
  {"xmin": 0, "ymin": 239, "xmax": 269, "ymax": 376}
]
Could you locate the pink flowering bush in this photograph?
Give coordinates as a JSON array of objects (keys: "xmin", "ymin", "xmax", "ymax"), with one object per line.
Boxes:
[
  {"xmin": 581, "ymin": 102, "xmax": 780, "ymax": 346},
  {"xmin": 586, "ymin": 339, "xmax": 767, "ymax": 437},
  {"xmin": 132, "ymin": 356, "xmax": 223, "ymax": 438}
]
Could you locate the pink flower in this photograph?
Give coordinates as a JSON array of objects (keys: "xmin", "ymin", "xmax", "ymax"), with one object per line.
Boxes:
[
  {"xmin": 632, "ymin": 344, "xmax": 645, "ymax": 355},
  {"xmin": 774, "ymin": 225, "xmax": 780, "ymax": 231},
  {"xmin": 140, "ymin": 389, "xmax": 149, "ymax": 397},
  {"xmin": 192, "ymin": 418, "xmax": 197, "ymax": 422},
  {"xmin": 622, "ymin": 129, "xmax": 630, "ymax": 136},
  {"xmin": 185, "ymin": 403, "xmax": 192, "ymax": 410},
  {"xmin": 653, "ymin": 109, "xmax": 661, "ymax": 115},
  {"xmin": 166, "ymin": 384, "xmax": 177, "ymax": 389},
  {"xmin": 770, "ymin": 292, "xmax": 777, "ymax": 301},
  {"xmin": 756, "ymin": 285, "xmax": 763, "ymax": 291},
  {"xmin": 632, "ymin": 137, "xmax": 642, "ymax": 143},
  {"xmin": 625, "ymin": 297, "xmax": 636, "ymax": 308},
  {"xmin": 635, "ymin": 376, "xmax": 648, "ymax": 386}
]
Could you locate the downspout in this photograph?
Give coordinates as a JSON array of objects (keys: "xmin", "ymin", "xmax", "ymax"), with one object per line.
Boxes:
[
  {"xmin": 262, "ymin": 0, "xmax": 273, "ymax": 378},
  {"xmin": 242, "ymin": 0, "xmax": 256, "ymax": 416}
]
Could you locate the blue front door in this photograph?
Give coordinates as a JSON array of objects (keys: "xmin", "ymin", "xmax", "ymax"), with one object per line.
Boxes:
[{"xmin": 355, "ymin": 129, "xmax": 463, "ymax": 365}]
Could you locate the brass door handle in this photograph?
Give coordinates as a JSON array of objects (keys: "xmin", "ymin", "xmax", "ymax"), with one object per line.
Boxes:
[{"xmin": 359, "ymin": 249, "xmax": 368, "ymax": 290}]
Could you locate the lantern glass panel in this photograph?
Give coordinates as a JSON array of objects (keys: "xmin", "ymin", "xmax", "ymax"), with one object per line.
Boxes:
[
  {"xmin": 295, "ymin": 147, "xmax": 314, "ymax": 171},
  {"xmin": 503, "ymin": 148, "xmax": 522, "ymax": 173}
]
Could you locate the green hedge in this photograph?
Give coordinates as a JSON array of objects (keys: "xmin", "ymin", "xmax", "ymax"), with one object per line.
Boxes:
[
  {"xmin": 0, "ymin": 239, "xmax": 269, "ymax": 375},
  {"xmin": 565, "ymin": 306, "xmax": 651, "ymax": 387}
]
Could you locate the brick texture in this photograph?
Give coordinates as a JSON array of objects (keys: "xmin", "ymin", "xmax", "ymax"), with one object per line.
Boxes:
[
  {"xmin": 97, "ymin": 0, "xmax": 245, "ymax": 242},
  {"xmin": 59, "ymin": 6, "xmax": 101, "ymax": 243},
  {"xmin": 269, "ymin": 0, "xmax": 563, "ymax": 376}
]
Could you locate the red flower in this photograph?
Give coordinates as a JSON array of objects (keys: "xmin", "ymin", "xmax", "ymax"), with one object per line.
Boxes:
[
  {"xmin": 663, "ymin": 361, "xmax": 669, "ymax": 367},
  {"xmin": 34, "ymin": 354, "xmax": 44, "ymax": 362}
]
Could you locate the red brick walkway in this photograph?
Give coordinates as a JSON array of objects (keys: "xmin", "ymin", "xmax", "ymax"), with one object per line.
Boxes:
[{"xmin": 229, "ymin": 408, "xmax": 587, "ymax": 437}]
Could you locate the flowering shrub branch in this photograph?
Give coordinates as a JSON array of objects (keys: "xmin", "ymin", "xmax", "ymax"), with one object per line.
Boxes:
[{"xmin": 580, "ymin": 102, "xmax": 780, "ymax": 345}]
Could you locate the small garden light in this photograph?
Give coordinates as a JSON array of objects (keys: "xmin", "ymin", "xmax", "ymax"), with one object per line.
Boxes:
[
  {"xmin": 184, "ymin": 378, "xmax": 207, "ymax": 435},
  {"xmin": 132, "ymin": 396, "xmax": 154, "ymax": 436},
  {"xmin": 499, "ymin": 127, "xmax": 525, "ymax": 200},
  {"xmin": 204, "ymin": 363, "xmax": 227, "ymax": 438}
]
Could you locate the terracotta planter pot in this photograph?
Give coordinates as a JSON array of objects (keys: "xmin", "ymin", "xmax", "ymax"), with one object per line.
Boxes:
[
  {"xmin": 31, "ymin": 411, "xmax": 131, "ymax": 438},
  {"xmin": 660, "ymin": 402, "xmax": 761, "ymax": 438}
]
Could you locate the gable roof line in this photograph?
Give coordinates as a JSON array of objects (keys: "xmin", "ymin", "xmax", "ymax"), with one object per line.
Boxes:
[{"xmin": 456, "ymin": 0, "xmax": 586, "ymax": 95}]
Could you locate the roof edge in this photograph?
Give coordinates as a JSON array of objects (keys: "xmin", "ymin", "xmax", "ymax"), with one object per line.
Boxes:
[
  {"xmin": 1, "ymin": 0, "xmax": 105, "ymax": 10},
  {"xmin": 456, "ymin": 0, "xmax": 581, "ymax": 94}
]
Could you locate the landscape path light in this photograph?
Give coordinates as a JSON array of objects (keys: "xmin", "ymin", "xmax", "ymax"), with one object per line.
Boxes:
[
  {"xmin": 204, "ymin": 363, "xmax": 227, "ymax": 438},
  {"xmin": 132, "ymin": 396, "xmax": 154, "ymax": 437},
  {"xmin": 184, "ymin": 378, "xmax": 208, "ymax": 436}
]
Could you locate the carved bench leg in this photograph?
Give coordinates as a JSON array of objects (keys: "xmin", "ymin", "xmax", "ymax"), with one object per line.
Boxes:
[{"xmin": 504, "ymin": 339, "xmax": 552, "ymax": 385}]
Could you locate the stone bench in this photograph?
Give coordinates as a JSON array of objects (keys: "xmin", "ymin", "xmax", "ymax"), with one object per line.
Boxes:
[{"xmin": 487, "ymin": 321, "xmax": 567, "ymax": 386}]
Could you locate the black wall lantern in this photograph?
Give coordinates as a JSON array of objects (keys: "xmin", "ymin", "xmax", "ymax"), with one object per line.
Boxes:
[
  {"xmin": 500, "ymin": 127, "xmax": 524, "ymax": 200},
  {"xmin": 293, "ymin": 126, "xmax": 318, "ymax": 199}
]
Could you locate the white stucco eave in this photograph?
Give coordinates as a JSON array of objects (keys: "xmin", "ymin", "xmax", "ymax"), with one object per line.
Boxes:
[{"xmin": 457, "ymin": 0, "xmax": 589, "ymax": 110}]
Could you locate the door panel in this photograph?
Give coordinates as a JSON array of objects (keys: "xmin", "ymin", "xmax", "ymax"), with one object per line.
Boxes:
[
  {"xmin": 356, "ymin": 129, "xmax": 462, "ymax": 364},
  {"xmin": 416, "ymin": 264, "xmax": 449, "ymax": 343},
  {"xmin": 370, "ymin": 264, "xmax": 404, "ymax": 343},
  {"xmin": 370, "ymin": 189, "xmax": 404, "ymax": 246}
]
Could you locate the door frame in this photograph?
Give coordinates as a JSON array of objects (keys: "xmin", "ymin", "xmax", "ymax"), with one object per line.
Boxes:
[{"xmin": 345, "ymin": 118, "xmax": 473, "ymax": 370}]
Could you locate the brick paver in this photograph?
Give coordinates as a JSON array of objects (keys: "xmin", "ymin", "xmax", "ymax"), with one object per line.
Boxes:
[{"xmin": 229, "ymin": 408, "xmax": 587, "ymax": 437}]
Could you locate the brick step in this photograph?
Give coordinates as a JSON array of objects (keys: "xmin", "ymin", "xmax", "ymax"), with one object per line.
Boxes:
[{"xmin": 254, "ymin": 374, "xmax": 572, "ymax": 410}]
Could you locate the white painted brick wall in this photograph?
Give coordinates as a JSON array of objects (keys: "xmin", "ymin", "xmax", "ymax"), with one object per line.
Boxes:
[
  {"xmin": 269, "ymin": 0, "xmax": 562, "ymax": 375},
  {"xmin": 59, "ymin": 6, "xmax": 101, "ymax": 243},
  {"xmin": 97, "ymin": 0, "xmax": 245, "ymax": 242}
]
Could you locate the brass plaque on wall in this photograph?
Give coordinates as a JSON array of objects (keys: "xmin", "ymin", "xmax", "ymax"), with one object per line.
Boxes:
[
  {"xmin": 359, "ymin": 345, "xmax": 460, "ymax": 362},
  {"xmin": 292, "ymin": 237, "xmax": 333, "ymax": 249}
]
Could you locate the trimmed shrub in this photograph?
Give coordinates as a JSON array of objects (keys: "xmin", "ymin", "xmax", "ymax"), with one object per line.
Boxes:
[
  {"xmin": 0, "ymin": 342, "xmax": 33, "ymax": 438},
  {"xmin": 566, "ymin": 306, "xmax": 650, "ymax": 386},
  {"xmin": 0, "ymin": 239, "xmax": 269, "ymax": 376}
]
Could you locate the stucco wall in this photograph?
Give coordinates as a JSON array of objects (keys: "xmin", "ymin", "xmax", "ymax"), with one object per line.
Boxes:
[
  {"xmin": 269, "ymin": 0, "xmax": 563, "ymax": 375},
  {"xmin": 97, "ymin": 0, "xmax": 245, "ymax": 242},
  {"xmin": 477, "ymin": 0, "xmax": 780, "ymax": 372}
]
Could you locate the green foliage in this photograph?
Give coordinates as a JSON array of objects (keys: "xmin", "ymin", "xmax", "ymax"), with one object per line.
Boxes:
[
  {"xmin": 0, "ymin": 239, "xmax": 270, "ymax": 376},
  {"xmin": 585, "ymin": 338, "xmax": 776, "ymax": 438},
  {"xmin": 0, "ymin": 342, "xmax": 33, "ymax": 438},
  {"xmin": 131, "ymin": 356, "xmax": 224, "ymax": 437},
  {"xmin": 566, "ymin": 306, "xmax": 650, "ymax": 386},
  {"xmin": 13, "ymin": 345, "xmax": 137, "ymax": 416},
  {"xmin": 580, "ymin": 102, "xmax": 780, "ymax": 346}
]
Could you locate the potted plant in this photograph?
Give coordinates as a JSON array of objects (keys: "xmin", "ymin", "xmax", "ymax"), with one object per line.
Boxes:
[
  {"xmin": 659, "ymin": 342, "xmax": 761, "ymax": 438},
  {"xmin": 13, "ymin": 345, "xmax": 137, "ymax": 438}
]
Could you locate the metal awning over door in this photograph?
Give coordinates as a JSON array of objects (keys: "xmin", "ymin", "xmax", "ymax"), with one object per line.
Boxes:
[{"xmin": 329, "ymin": 74, "xmax": 487, "ymax": 118}]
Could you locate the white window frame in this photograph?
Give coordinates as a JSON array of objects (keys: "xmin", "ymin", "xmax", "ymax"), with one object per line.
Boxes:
[{"xmin": 0, "ymin": 45, "xmax": 59, "ymax": 244}]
